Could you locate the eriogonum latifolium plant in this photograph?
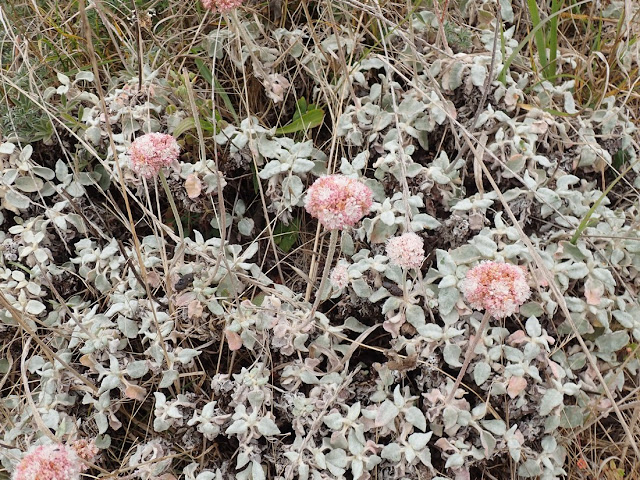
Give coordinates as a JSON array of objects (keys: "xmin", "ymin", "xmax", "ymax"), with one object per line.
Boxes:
[
  {"xmin": 3, "ymin": 1, "xmax": 640, "ymax": 480},
  {"xmin": 447, "ymin": 261, "xmax": 532, "ymax": 402}
]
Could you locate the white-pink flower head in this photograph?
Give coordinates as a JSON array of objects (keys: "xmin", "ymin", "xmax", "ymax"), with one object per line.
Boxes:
[
  {"xmin": 13, "ymin": 444, "xmax": 83, "ymax": 480},
  {"xmin": 305, "ymin": 175, "xmax": 373, "ymax": 230},
  {"xmin": 201, "ymin": 0, "xmax": 243, "ymax": 13},
  {"xmin": 461, "ymin": 261, "xmax": 531, "ymax": 318},
  {"xmin": 330, "ymin": 262, "xmax": 349, "ymax": 289},
  {"xmin": 71, "ymin": 439, "xmax": 98, "ymax": 466},
  {"xmin": 386, "ymin": 232, "xmax": 425, "ymax": 269},
  {"xmin": 128, "ymin": 132, "xmax": 180, "ymax": 178}
]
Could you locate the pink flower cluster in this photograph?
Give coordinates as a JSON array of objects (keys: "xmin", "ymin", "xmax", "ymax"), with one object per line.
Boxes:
[
  {"xmin": 71, "ymin": 439, "xmax": 99, "ymax": 463},
  {"xmin": 305, "ymin": 175, "xmax": 373, "ymax": 230},
  {"xmin": 201, "ymin": 0, "xmax": 243, "ymax": 13},
  {"xmin": 13, "ymin": 440, "xmax": 98, "ymax": 480},
  {"xmin": 386, "ymin": 232, "xmax": 425, "ymax": 269},
  {"xmin": 330, "ymin": 263, "xmax": 349, "ymax": 289},
  {"xmin": 13, "ymin": 444, "xmax": 81, "ymax": 480},
  {"xmin": 461, "ymin": 261, "xmax": 531, "ymax": 318},
  {"xmin": 128, "ymin": 132, "xmax": 180, "ymax": 178}
]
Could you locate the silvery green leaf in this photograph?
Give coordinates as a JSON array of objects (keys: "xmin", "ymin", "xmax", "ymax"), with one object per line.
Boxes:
[
  {"xmin": 408, "ymin": 432, "xmax": 431, "ymax": 450},
  {"xmin": 563, "ymin": 262, "xmax": 588, "ymax": 279},
  {"xmin": 436, "ymin": 250, "xmax": 457, "ymax": 275},
  {"xmin": 443, "ymin": 344, "xmax": 461, "ymax": 367},
  {"xmin": 352, "ymin": 151, "xmax": 368, "ymax": 170},
  {"xmin": 226, "ymin": 419, "xmax": 248, "ymax": 435},
  {"xmin": 474, "ymin": 361, "xmax": 491, "ymax": 386},
  {"xmin": 323, "ymin": 412, "xmax": 344, "ymax": 430},
  {"xmin": 539, "ymin": 388, "xmax": 563, "ymax": 416},
  {"xmin": 351, "ymin": 278, "xmax": 372, "ymax": 297},
  {"xmin": 595, "ymin": 331, "xmax": 629, "ymax": 353},
  {"xmin": 592, "ymin": 267, "xmax": 615, "ymax": 287},
  {"xmin": 15, "ymin": 176, "xmax": 43, "ymax": 193},
  {"xmin": 375, "ymin": 400, "xmax": 399, "ymax": 427},
  {"xmin": 481, "ymin": 419, "xmax": 506, "ymax": 435},
  {"xmin": 126, "ymin": 361, "xmax": 148, "ymax": 379},
  {"xmin": 57, "ymin": 72, "xmax": 70, "ymax": 85},
  {"xmin": 416, "ymin": 323, "xmax": 443, "ymax": 341},
  {"xmin": 438, "ymin": 287, "xmax": 459, "ymax": 315},
  {"xmin": 282, "ymin": 175, "xmax": 304, "ymax": 206},
  {"xmin": 559, "ymin": 405, "xmax": 584, "ymax": 428},
  {"xmin": 381, "ymin": 443, "xmax": 402, "ymax": 462},
  {"xmin": 177, "ymin": 349, "xmax": 201, "ymax": 364},
  {"xmin": 0, "ymin": 142, "xmax": 15, "ymax": 154},
  {"xmin": 257, "ymin": 417, "xmax": 281, "ymax": 436},
  {"xmin": 520, "ymin": 303, "xmax": 544, "ymax": 317},
  {"xmin": 159, "ymin": 369, "xmax": 179, "ymax": 388},
  {"xmin": 88, "ymin": 434, "xmax": 109, "ymax": 452},
  {"xmin": 471, "ymin": 235, "xmax": 497, "ymax": 256},
  {"xmin": 66, "ymin": 181, "xmax": 85, "ymax": 197},
  {"xmin": 444, "ymin": 453, "xmax": 464, "ymax": 469},
  {"xmin": 480, "ymin": 430, "xmax": 496, "ymax": 456},
  {"xmin": 406, "ymin": 304, "xmax": 425, "ymax": 328},
  {"xmin": 75, "ymin": 71, "xmax": 94, "ymax": 82},
  {"xmin": 5, "ymin": 191, "xmax": 30, "ymax": 210},
  {"xmin": 541, "ymin": 435, "xmax": 557, "ymax": 452},
  {"xmin": 518, "ymin": 459, "xmax": 542, "ymax": 477},
  {"xmin": 26, "ymin": 300, "xmax": 46, "ymax": 315},
  {"xmin": 195, "ymin": 473, "xmax": 218, "ymax": 480},
  {"xmin": 525, "ymin": 317, "xmax": 542, "ymax": 337},
  {"xmin": 438, "ymin": 274, "xmax": 457, "ymax": 289},
  {"xmin": 564, "ymin": 92, "xmax": 577, "ymax": 114},
  {"xmin": 380, "ymin": 210, "xmax": 395, "ymax": 226},
  {"xmin": 470, "ymin": 64, "xmax": 487, "ymax": 87},
  {"xmin": 3, "ymin": 168, "xmax": 19, "ymax": 185},
  {"xmin": 238, "ymin": 218, "xmax": 254, "ymax": 236},
  {"xmin": 341, "ymin": 231, "xmax": 354, "ymax": 256},
  {"xmin": 251, "ymin": 461, "xmax": 265, "ymax": 480},
  {"xmin": 118, "ymin": 316, "xmax": 138, "ymax": 338},
  {"xmin": 292, "ymin": 158, "xmax": 315, "ymax": 173},
  {"xmin": 499, "ymin": 0, "xmax": 514, "ymax": 21},
  {"xmin": 154, "ymin": 417, "xmax": 171, "ymax": 432},
  {"xmin": 325, "ymin": 448, "xmax": 348, "ymax": 472},
  {"xmin": 85, "ymin": 126, "xmax": 102, "ymax": 144},
  {"xmin": 95, "ymin": 412, "xmax": 109, "ymax": 433},
  {"xmin": 258, "ymin": 160, "xmax": 285, "ymax": 179},
  {"xmin": 404, "ymin": 406, "xmax": 426, "ymax": 431},
  {"xmin": 101, "ymin": 374, "xmax": 121, "ymax": 392},
  {"xmin": 410, "ymin": 213, "xmax": 440, "ymax": 230}
]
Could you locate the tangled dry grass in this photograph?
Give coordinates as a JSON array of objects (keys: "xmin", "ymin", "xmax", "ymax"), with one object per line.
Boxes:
[{"xmin": 1, "ymin": 0, "xmax": 640, "ymax": 479}]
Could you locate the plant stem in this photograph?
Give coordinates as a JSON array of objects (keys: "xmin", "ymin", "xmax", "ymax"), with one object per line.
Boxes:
[
  {"xmin": 159, "ymin": 170, "xmax": 184, "ymax": 240},
  {"xmin": 304, "ymin": 229, "xmax": 339, "ymax": 327},
  {"xmin": 446, "ymin": 310, "xmax": 492, "ymax": 402}
]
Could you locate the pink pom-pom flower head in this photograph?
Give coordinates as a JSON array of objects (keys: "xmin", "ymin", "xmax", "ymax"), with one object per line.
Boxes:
[
  {"xmin": 201, "ymin": 0, "xmax": 243, "ymax": 13},
  {"xmin": 71, "ymin": 439, "xmax": 98, "ymax": 465},
  {"xmin": 304, "ymin": 175, "xmax": 373, "ymax": 230},
  {"xmin": 12, "ymin": 444, "xmax": 83, "ymax": 480},
  {"xmin": 128, "ymin": 132, "xmax": 180, "ymax": 178},
  {"xmin": 330, "ymin": 262, "xmax": 349, "ymax": 289},
  {"xmin": 461, "ymin": 261, "xmax": 531, "ymax": 318},
  {"xmin": 386, "ymin": 232, "xmax": 425, "ymax": 269}
]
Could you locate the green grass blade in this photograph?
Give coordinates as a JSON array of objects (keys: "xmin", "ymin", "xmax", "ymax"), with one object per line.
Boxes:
[
  {"xmin": 275, "ymin": 108, "xmax": 324, "ymax": 135},
  {"xmin": 499, "ymin": 0, "xmax": 591, "ymax": 84},
  {"xmin": 194, "ymin": 58, "xmax": 238, "ymax": 124},
  {"xmin": 526, "ymin": 0, "xmax": 549, "ymax": 79}
]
